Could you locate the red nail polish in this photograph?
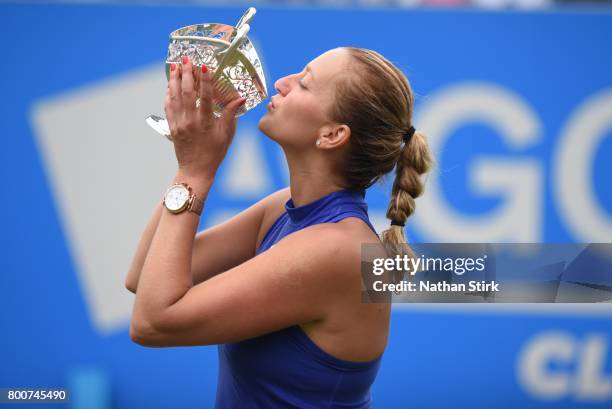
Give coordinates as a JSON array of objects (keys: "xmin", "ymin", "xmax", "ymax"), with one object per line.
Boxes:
[
  {"xmin": 182, "ymin": 55, "xmax": 188, "ymax": 64},
  {"xmin": 201, "ymin": 65, "xmax": 208, "ymax": 74},
  {"xmin": 170, "ymin": 63, "xmax": 176, "ymax": 72}
]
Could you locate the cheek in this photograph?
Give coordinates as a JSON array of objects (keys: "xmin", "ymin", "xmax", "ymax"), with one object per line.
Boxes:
[{"xmin": 284, "ymin": 96, "xmax": 326, "ymax": 124}]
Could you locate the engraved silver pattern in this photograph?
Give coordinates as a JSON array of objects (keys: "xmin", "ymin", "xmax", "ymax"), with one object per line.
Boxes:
[
  {"xmin": 146, "ymin": 8, "xmax": 266, "ymax": 138},
  {"xmin": 164, "ymin": 22, "xmax": 267, "ymax": 118}
]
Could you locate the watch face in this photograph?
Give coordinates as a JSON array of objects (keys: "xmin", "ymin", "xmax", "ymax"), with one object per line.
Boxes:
[{"xmin": 164, "ymin": 184, "xmax": 190, "ymax": 212}]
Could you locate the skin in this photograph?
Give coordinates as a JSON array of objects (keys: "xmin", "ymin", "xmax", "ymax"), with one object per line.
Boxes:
[{"xmin": 126, "ymin": 48, "xmax": 390, "ymax": 362}]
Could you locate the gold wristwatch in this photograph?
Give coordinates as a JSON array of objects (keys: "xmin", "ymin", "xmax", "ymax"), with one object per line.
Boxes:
[{"xmin": 162, "ymin": 182, "xmax": 204, "ymax": 216}]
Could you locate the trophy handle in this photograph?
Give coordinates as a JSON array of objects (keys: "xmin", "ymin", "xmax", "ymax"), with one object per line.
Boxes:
[
  {"xmin": 235, "ymin": 7, "xmax": 256, "ymax": 30},
  {"xmin": 213, "ymin": 24, "xmax": 250, "ymax": 82},
  {"xmin": 145, "ymin": 115, "xmax": 172, "ymax": 140}
]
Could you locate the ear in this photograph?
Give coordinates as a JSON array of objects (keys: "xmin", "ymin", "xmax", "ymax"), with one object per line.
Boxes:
[{"xmin": 317, "ymin": 124, "xmax": 351, "ymax": 149}]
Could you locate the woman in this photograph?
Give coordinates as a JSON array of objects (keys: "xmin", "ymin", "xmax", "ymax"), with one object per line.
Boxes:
[{"xmin": 125, "ymin": 47, "xmax": 432, "ymax": 408}]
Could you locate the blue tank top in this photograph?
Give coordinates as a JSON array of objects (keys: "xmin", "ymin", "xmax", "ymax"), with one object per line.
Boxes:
[{"xmin": 215, "ymin": 188, "xmax": 382, "ymax": 409}]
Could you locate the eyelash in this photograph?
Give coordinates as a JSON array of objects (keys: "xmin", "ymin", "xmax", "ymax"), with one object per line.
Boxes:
[{"xmin": 299, "ymin": 81, "xmax": 307, "ymax": 90}]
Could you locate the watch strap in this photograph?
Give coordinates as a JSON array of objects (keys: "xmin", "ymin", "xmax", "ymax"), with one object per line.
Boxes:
[{"xmin": 188, "ymin": 194, "xmax": 204, "ymax": 216}]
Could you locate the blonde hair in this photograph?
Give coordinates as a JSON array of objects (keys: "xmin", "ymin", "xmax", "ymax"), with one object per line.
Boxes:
[{"xmin": 329, "ymin": 47, "xmax": 433, "ymax": 264}]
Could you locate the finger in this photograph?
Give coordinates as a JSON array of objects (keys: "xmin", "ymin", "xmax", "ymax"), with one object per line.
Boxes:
[
  {"xmin": 219, "ymin": 96, "xmax": 246, "ymax": 135},
  {"xmin": 198, "ymin": 64, "xmax": 213, "ymax": 120},
  {"xmin": 167, "ymin": 62, "xmax": 181, "ymax": 117},
  {"xmin": 180, "ymin": 56, "xmax": 195, "ymax": 111},
  {"xmin": 192, "ymin": 66, "xmax": 199, "ymax": 92},
  {"xmin": 164, "ymin": 86, "xmax": 174, "ymax": 124}
]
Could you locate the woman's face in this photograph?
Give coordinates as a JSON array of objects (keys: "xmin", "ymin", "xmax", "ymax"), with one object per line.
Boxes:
[{"xmin": 258, "ymin": 48, "xmax": 350, "ymax": 147}]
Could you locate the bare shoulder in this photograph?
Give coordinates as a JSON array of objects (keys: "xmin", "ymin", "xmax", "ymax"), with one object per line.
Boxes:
[
  {"xmin": 261, "ymin": 186, "xmax": 291, "ymax": 213},
  {"xmin": 277, "ymin": 218, "xmax": 381, "ymax": 287},
  {"xmin": 254, "ymin": 188, "xmax": 382, "ymax": 288}
]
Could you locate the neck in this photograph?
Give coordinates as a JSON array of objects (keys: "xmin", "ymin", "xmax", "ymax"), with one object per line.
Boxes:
[{"xmin": 282, "ymin": 147, "xmax": 345, "ymax": 208}]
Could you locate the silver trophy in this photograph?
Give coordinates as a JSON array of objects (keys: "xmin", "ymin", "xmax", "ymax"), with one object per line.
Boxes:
[{"xmin": 146, "ymin": 7, "xmax": 268, "ymax": 139}]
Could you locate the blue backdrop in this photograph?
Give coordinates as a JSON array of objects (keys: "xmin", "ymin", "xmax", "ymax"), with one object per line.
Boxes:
[{"xmin": 1, "ymin": 3, "xmax": 611, "ymax": 408}]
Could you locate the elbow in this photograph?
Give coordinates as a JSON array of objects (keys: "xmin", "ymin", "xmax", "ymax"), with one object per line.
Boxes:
[
  {"xmin": 125, "ymin": 278, "xmax": 137, "ymax": 294},
  {"xmin": 129, "ymin": 319, "xmax": 154, "ymax": 346},
  {"xmin": 129, "ymin": 318, "xmax": 169, "ymax": 347},
  {"xmin": 129, "ymin": 309, "xmax": 201, "ymax": 347}
]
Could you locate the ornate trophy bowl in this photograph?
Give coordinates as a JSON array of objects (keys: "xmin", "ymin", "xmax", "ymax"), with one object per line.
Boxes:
[{"xmin": 146, "ymin": 7, "xmax": 268, "ymax": 139}]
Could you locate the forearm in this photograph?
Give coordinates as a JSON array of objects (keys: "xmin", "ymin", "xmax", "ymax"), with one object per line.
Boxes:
[
  {"xmin": 125, "ymin": 172, "xmax": 214, "ymax": 293},
  {"xmin": 125, "ymin": 202, "xmax": 163, "ymax": 293},
  {"xmin": 132, "ymin": 172, "xmax": 213, "ymax": 328}
]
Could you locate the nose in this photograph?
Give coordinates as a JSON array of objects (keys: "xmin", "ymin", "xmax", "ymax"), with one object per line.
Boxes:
[
  {"xmin": 274, "ymin": 73, "xmax": 298, "ymax": 97},
  {"xmin": 274, "ymin": 77, "xmax": 288, "ymax": 97}
]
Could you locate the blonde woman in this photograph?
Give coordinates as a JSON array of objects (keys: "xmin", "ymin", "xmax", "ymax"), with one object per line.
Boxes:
[{"xmin": 126, "ymin": 47, "xmax": 432, "ymax": 408}]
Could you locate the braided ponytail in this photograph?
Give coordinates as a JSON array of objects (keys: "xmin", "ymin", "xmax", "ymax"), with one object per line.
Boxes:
[{"xmin": 381, "ymin": 130, "xmax": 433, "ymax": 269}]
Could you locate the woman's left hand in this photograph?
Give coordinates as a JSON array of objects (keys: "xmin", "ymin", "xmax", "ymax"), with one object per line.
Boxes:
[{"xmin": 165, "ymin": 56, "xmax": 246, "ymax": 181}]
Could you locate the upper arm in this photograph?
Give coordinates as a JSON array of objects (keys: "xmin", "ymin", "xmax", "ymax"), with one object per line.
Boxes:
[
  {"xmin": 135, "ymin": 225, "xmax": 360, "ymax": 347},
  {"xmin": 190, "ymin": 187, "xmax": 290, "ymax": 285}
]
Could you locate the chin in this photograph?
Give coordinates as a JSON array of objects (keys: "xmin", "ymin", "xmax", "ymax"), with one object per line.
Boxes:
[
  {"xmin": 257, "ymin": 116, "xmax": 282, "ymax": 143},
  {"xmin": 257, "ymin": 115, "xmax": 267, "ymax": 133},
  {"xmin": 257, "ymin": 115, "xmax": 273, "ymax": 138}
]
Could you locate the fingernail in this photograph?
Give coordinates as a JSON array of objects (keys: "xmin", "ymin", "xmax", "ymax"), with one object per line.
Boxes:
[
  {"xmin": 182, "ymin": 55, "xmax": 189, "ymax": 64},
  {"xmin": 201, "ymin": 64, "xmax": 208, "ymax": 74},
  {"xmin": 170, "ymin": 63, "xmax": 176, "ymax": 72}
]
